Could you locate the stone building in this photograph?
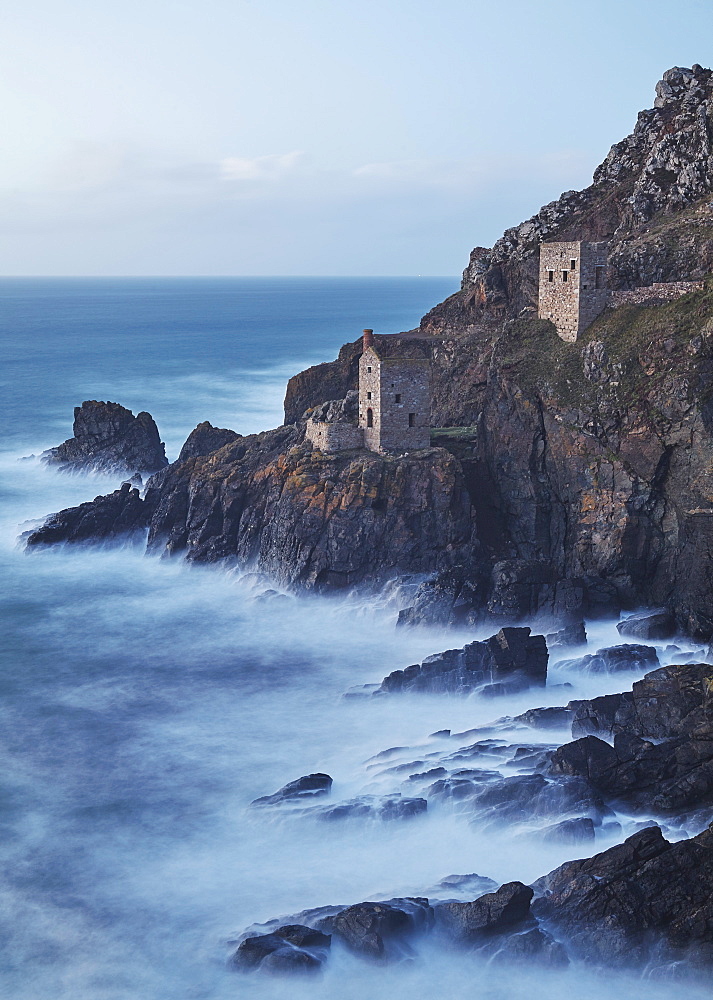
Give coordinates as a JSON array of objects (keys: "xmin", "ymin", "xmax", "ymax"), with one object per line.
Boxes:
[
  {"xmin": 538, "ymin": 241, "xmax": 609, "ymax": 341},
  {"xmin": 304, "ymin": 330, "xmax": 431, "ymax": 454}
]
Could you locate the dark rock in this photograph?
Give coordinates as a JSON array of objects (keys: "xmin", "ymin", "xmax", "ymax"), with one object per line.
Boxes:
[
  {"xmin": 378, "ymin": 627, "xmax": 548, "ymax": 695},
  {"xmin": 546, "ymin": 621, "xmax": 587, "ymax": 649},
  {"xmin": 617, "ymin": 610, "xmax": 676, "ymax": 641},
  {"xmin": 549, "ymin": 731, "xmax": 713, "ymax": 813},
  {"xmin": 41, "ymin": 400, "xmax": 167, "ymax": 475},
  {"xmin": 555, "ymin": 644, "xmax": 659, "ymax": 674},
  {"xmin": 177, "ymin": 421, "xmax": 241, "ymax": 462},
  {"xmin": 425, "ymin": 873, "xmax": 499, "ymax": 900},
  {"xmin": 314, "ymin": 794, "xmax": 427, "ymax": 822},
  {"xmin": 540, "ymin": 817, "xmax": 596, "ymax": 844},
  {"xmin": 318, "ymin": 897, "xmax": 432, "ymax": 960},
  {"xmin": 571, "ymin": 661, "xmax": 713, "ymax": 740},
  {"xmin": 231, "ymin": 925, "xmax": 330, "ymax": 973},
  {"xmin": 533, "ymin": 825, "xmax": 713, "ymax": 966},
  {"xmin": 24, "ymin": 482, "xmax": 150, "ymax": 547},
  {"xmin": 514, "ymin": 706, "xmax": 573, "ymax": 729},
  {"xmin": 251, "ymin": 773, "xmax": 333, "ymax": 806},
  {"xmin": 435, "ymin": 881, "xmax": 534, "ymax": 940},
  {"xmin": 490, "ymin": 926, "xmax": 569, "ymax": 966}
]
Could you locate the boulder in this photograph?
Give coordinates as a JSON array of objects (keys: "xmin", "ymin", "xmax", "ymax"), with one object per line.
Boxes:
[
  {"xmin": 617, "ymin": 610, "xmax": 676, "ymax": 641},
  {"xmin": 318, "ymin": 897, "xmax": 433, "ymax": 960},
  {"xmin": 231, "ymin": 925, "xmax": 330, "ymax": 973},
  {"xmin": 378, "ymin": 627, "xmax": 548, "ymax": 695},
  {"xmin": 251, "ymin": 773, "xmax": 333, "ymax": 806},
  {"xmin": 546, "ymin": 621, "xmax": 587, "ymax": 649},
  {"xmin": 435, "ymin": 881, "xmax": 534, "ymax": 940},
  {"xmin": 41, "ymin": 400, "xmax": 167, "ymax": 475},
  {"xmin": 514, "ymin": 706, "xmax": 573, "ymax": 729},
  {"xmin": 555, "ymin": 644, "xmax": 659, "ymax": 675}
]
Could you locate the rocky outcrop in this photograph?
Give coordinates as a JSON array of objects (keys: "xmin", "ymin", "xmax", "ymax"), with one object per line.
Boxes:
[
  {"xmin": 41, "ymin": 400, "xmax": 167, "ymax": 475},
  {"xmin": 25, "ymin": 482, "xmax": 149, "ymax": 547},
  {"xmin": 616, "ymin": 609, "xmax": 676, "ymax": 640},
  {"xmin": 553, "ymin": 643, "xmax": 660, "ymax": 675},
  {"xmin": 251, "ymin": 773, "xmax": 333, "ymax": 807},
  {"xmin": 534, "ymin": 824, "xmax": 713, "ymax": 967},
  {"xmin": 177, "ymin": 421, "xmax": 240, "ymax": 462},
  {"xmin": 378, "ymin": 627, "xmax": 547, "ymax": 696}
]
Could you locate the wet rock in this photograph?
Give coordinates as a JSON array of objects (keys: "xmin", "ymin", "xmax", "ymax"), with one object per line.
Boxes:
[
  {"xmin": 540, "ymin": 817, "xmax": 596, "ymax": 844},
  {"xmin": 231, "ymin": 925, "xmax": 330, "ymax": 973},
  {"xmin": 549, "ymin": 731, "xmax": 713, "ymax": 813},
  {"xmin": 378, "ymin": 627, "xmax": 548, "ymax": 695},
  {"xmin": 546, "ymin": 621, "xmax": 587, "ymax": 649},
  {"xmin": 571, "ymin": 662, "xmax": 713, "ymax": 740},
  {"xmin": 314, "ymin": 794, "xmax": 427, "ymax": 822},
  {"xmin": 533, "ymin": 825, "xmax": 713, "ymax": 966},
  {"xmin": 435, "ymin": 881, "xmax": 534, "ymax": 940},
  {"xmin": 617, "ymin": 610, "xmax": 676, "ymax": 641},
  {"xmin": 177, "ymin": 421, "xmax": 241, "ymax": 462},
  {"xmin": 489, "ymin": 926, "xmax": 569, "ymax": 967},
  {"xmin": 24, "ymin": 482, "xmax": 150, "ymax": 547},
  {"xmin": 424, "ymin": 873, "xmax": 498, "ymax": 900},
  {"xmin": 514, "ymin": 706, "xmax": 574, "ymax": 729},
  {"xmin": 318, "ymin": 897, "xmax": 433, "ymax": 960},
  {"xmin": 251, "ymin": 773, "xmax": 333, "ymax": 806},
  {"xmin": 555, "ymin": 643, "xmax": 659, "ymax": 674},
  {"xmin": 41, "ymin": 400, "xmax": 167, "ymax": 475}
]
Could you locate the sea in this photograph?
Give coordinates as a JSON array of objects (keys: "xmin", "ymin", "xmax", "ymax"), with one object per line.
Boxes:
[{"xmin": 0, "ymin": 277, "xmax": 709, "ymax": 999}]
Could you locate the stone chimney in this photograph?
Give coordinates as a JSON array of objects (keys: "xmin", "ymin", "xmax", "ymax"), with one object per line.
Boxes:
[{"xmin": 362, "ymin": 328, "xmax": 374, "ymax": 350}]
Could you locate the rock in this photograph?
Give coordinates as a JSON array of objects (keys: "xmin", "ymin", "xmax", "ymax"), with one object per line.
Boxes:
[
  {"xmin": 549, "ymin": 731, "xmax": 713, "ymax": 813},
  {"xmin": 177, "ymin": 421, "xmax": 241, "ymax": 462},
  {"xmin": 313, "ymin": 794, "xmax": 427, "ymax": 822},
  {"xmin": 555, "ymin": 644, "xmax": 659, "ymax": 674},
  {"xmin": 378, "ymin": 627, "xmax": 548, "ymax": 695},
  {"xmin": 514, "ymin": 706, "xmax": 573, "ymax": 728},
  {"xmin": 546, "ymin": 621, "xmax": 587, "ymax": 649},
  {"xmin": 424, "ymin": 873, "xmax": 499, "ymax": 900},
  {"xmin": 231, "ymin": 925, "xmax": 330, "ymax": 973},
  {"xmin": 533, "ymin": 825, "xmax": 713, "ymax": 966},
  {"xmin": 251, "ymin": 773, "xmax": 333, "ymax": 806},
  {"xmin": 489, "ymin": 926, "xmax": 569, "ymax": 967},
  {"xmin": 617, "ymin": 610, "xmax": 676, "ymax": 640},
  {"xmin": 318, "ymin": 897, "xmax": 433, "ymax": 960},
  {"xmin": 41, "ymin": 400, "xmax": 167, "ymax": 475},
  {"xmin": 435, "ymin": 881, "xmax": 534, "ymax": 940},
  {"xmin": 24, "ymin": 482, "xmax": 150, "ymax": 547},
  {"xmin": 539, "ymin": 817, "xmax": 596, "ymax": 844},
  {"xmin": 570, "ymin": 661, "xmax": 713, "ymax": 740}
]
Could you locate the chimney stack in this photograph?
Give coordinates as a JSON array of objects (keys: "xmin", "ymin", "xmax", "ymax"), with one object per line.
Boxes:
[{"xmin": 362, "ymin": 328, "xmax": 374, "ymax": 350}]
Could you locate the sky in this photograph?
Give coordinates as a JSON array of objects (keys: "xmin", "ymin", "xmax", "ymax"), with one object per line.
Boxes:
[{"xmin": 1, "ymin": 0, "xmax": 711, "ymax": 276}]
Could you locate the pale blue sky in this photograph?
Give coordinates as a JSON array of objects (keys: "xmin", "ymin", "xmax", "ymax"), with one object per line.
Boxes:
[{"xmin": 1, "ymin": 0, "xmax": 710, "ymax": 275}]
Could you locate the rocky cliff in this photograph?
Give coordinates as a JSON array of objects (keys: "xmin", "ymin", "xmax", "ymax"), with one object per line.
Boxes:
[{"xmin": 279, "ymin": 67, "xmax": 713, "ymax": 638}]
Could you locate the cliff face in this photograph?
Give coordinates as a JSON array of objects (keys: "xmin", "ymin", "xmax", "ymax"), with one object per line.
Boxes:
[
  {"xmin": 143, "ymin": 426, "xmax": 475, "ymax": 589},
  {"xmin": 421, "ymin": 65, "xmax": 713, "ymax": 335}
]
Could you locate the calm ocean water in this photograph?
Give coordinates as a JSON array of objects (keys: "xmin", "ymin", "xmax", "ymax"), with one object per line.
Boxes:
[{"xmin": 0, "ymin": 278, "xmax": 707, "ymax": 1000}]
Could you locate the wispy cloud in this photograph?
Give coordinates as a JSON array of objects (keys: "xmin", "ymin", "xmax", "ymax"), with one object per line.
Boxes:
[{"xmin": 219, "ymin": 151, "xmax": 304, "ymax": 182}]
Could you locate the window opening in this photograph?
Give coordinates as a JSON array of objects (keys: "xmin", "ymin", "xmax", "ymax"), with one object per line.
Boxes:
[
  {"xmin": 570, "ymin": 259, "xmax": 576, "ymax": 270},
  {"xmin": 595, "ymin": 266, "xmax": 605, "ymax": 290},
  {"xmin": 367, "ymin": 408, "xmax": 373, "ymax": 428},
  {"xmin": 395, "ymin": 394, "xmax": 401, "ymax": 403},
  {"xmin": 548, "ymin": 270, "xmax": 554, "ymax": 282},
  {"xmin": 562, "ymin": 270, "xmax": 568, "ymax": 282},
  {"xmin": 366, "ymin": 391, "xmax": 372, "ymax": 400},
  {"xmin": 408, "ymin": 413, "xmax": 415, "ymax": 427},
  {"xmin": 367, "ymin": 366, "xmax": 372, "ymax": 373}
]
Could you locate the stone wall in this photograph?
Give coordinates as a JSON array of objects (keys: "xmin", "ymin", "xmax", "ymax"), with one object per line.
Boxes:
[
  {"xmin": 305, "ymin": 418, "xmax": 363, "ymax": 452},
  {"xmin": 359, "ymin": 347, "xmax": 382, "ymax": 452},
  {"xmin": 609, "ymin": 280, "xmax": 704, "ymax": 307}
]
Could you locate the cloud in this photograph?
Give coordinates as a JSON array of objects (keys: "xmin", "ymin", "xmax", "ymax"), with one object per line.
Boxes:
[{"xmin": 219, "ymin": 151, "xmax": 304, "ymax": 182}]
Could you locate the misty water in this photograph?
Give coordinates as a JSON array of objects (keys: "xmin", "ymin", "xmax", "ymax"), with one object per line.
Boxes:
[{"xmin": 1, "ymin": 278, "xmax": 709, "ymax": 999}]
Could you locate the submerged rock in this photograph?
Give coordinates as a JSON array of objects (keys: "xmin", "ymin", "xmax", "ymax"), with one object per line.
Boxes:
[
  {"xmin": 318, "ymin": 897, "xmax": 433, "ymax": 960},
  {"xmin": 378, "ymin": 627, "xmax": 548, "ymax": 695},
  {"xmin": 232, "ymin": 925, "xmax": 331, "ymax": 973},
  {"xmin": 555, "ymin": 643, "xmax": 659, "ymax": 674},
  {"xmin": 251, "ymin": 773, "xmax": 333, "ymax": 806},
  {"xmin": 41, "ymin": 400, "xmax": 167, "ymax": 475}
]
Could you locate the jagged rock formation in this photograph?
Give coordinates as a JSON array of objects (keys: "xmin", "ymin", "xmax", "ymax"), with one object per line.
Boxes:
[
  {"xmin": 41, "ymin": 400, "xmax": 167, "ymax": 475},
  {"xmin": 177, "ymin": 421, "xmax": 241, "ymax": 462},
  {"xmin": 25, "ymin": 482, "xmax": 149, "ymax": 547}
]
